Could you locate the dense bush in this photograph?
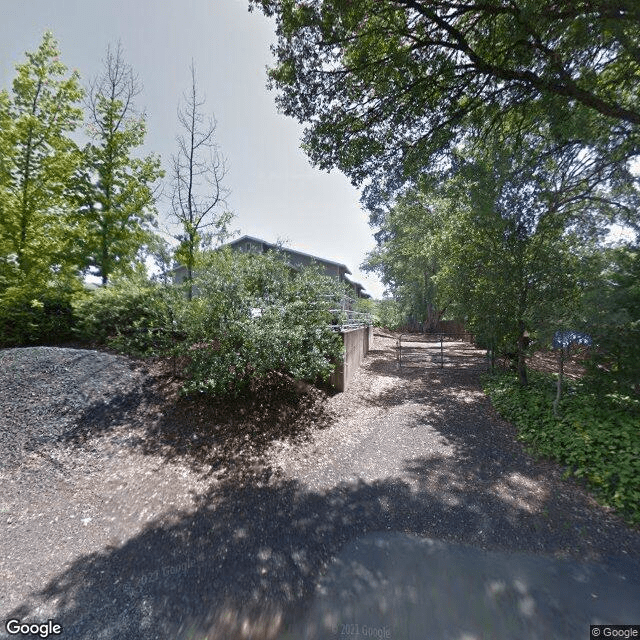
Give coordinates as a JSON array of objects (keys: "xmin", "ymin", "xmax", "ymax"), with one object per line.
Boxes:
[
  {"xmin": 581, "ymin": 245, "xmax": 640, "ymax": 396},
  {"xmin": 0, "ymin": 279, "xmax": 86, "ymax": 347},
  {"xmin": 176, "ymin": 249, "xmax": 345, "ymax": 395},
  {"xmin": 484, "ymin": 371, "xmax": 640, "ymax": 524},
  {"xmin": 61, "ymin": 250, "xmax": 349, "ymax": 396},
  {"xmin": 586, "ymin": 324, "xmax": 640, "ymax": 397},
  {"xmin": 73, "ymin": 277, "xmax": 179, "ymax": 356},
  {"xmin": 374, "ymin": 297, "xmax": 404, "ymax": 330}
]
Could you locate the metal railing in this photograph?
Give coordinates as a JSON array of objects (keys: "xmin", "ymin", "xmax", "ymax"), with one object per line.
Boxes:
[
  {"xmin": 397, "ymin": 332, "xmax": 489, "ymax": 371},
  {"xmin": 328, "ymin": 309, "xmax": 374, "ymax": 331},
  {"xmin": 320, "ymin": 293, "xmax": 374, "ymax": 331}
]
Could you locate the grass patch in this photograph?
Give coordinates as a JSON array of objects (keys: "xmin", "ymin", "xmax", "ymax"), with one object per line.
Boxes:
[{"xmin": 483, "ymin": 370, "xmax": 640, "ymax": 525}]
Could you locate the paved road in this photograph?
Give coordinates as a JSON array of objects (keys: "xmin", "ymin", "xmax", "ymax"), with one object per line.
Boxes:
[{"xmin": 277, "ymin": 532, "xmax": 640, "ymax": 640}]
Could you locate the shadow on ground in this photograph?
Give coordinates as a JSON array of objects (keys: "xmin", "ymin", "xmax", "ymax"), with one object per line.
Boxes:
[
  {"xmin": 6, "ymin": 343, "xmax": 640, "ymax": 639},
  {"xmin": 51, "ymin": 366, "xmax": 338, "ymax": 480},
  {"xmin": 6, "ymin": 454, "xmax": 640, "ymax": 640}
]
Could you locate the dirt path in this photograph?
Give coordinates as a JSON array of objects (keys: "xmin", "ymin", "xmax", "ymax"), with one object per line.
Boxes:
[
  {"xmin": 271, "ymin": 334, "xmax": 639, "ymax": 557},
  {"xmin": 1, "ymin": 337, "xmax": 639, "ymax": 640}
]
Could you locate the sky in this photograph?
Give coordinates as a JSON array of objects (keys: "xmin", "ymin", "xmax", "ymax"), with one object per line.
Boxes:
[{"xmin": 0, "ymin": 0, "xmax": 386, "ymax": 298}]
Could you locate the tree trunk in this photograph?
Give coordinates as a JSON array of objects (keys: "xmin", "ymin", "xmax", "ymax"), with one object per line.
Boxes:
[
  {"xmin": 516, "ymin": 279, "xmax": 529, "ymax": 386},
  {"xmin": 516, "ymin": 320, "xmax": 528, "ymax": 386},
  {"xmin": 426, "ymin": 302, "xmax": 436, "ymax": 331},
  {"xmin": 186, "ymin": 263, "xmax": 193, "ymax": 301},
  {"xmin": 17, "ymin": 127, "xmax": 34, "ymax": 274},
  {"xmin": 101, "ymin": 236, "xmax": 109, "ymax": 285},
  {"xmin": 492, "ymin": 331, "xmax": 498, "ymax": 370},
  {"xmin": 553, "ymin": 348, "xmax": 564, "ymax": 417}
]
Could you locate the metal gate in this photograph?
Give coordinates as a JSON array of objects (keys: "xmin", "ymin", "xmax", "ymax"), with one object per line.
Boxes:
[{"xmin": 397, "ymin": 333, "xmax": 489, "ymax": 372}]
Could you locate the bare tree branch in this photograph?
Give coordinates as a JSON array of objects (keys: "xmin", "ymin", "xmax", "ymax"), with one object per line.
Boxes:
[{"xmin": 168, "ymin": 62, "xmax": 232, "ymax": 299}]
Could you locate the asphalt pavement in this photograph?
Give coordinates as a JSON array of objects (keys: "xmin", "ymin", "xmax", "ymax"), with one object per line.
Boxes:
[{"xmin": 277, "ymin": 531, "xmax": 640, "ymax": 640}]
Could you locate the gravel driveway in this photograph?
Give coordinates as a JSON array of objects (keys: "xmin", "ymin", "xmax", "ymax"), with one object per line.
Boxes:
[{"xmin": 1, "ymin": 337, "xmax": 639, "ymax": 639}]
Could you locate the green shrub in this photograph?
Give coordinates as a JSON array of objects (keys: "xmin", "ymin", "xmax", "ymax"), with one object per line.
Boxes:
[
  {"xmin": 483, "ymin": 371, "xmax": 640, "ymax": 524},
  {"xmin": 71, "ymin": 250, "xmax": 347, "ymax": 396},
  {"xmin": 582, "ymin": 244, "xmax": 640, "ymax": 397},
  {"xmin": 585, "ymin": 323, "xmax": 640, "ymax": 397},
  {"xmin": 73, "ymin": 277, "xmax": 179, "ymax": 356},
  {"xmin": 176, "ymin": 249, "xmax": 344, "ymax": 396},
  {"xmin": 0, "ymin": 279, "xmax": 86, "ymax": 347},
  {"xmin": 375, "ymin": 297, "xmax": 403, "ymax": 330}
]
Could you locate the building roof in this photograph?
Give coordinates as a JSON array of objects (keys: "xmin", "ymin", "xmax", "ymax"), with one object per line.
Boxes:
[
  {"xmin": 344, "ymin": 274, "xmax": 370, "ymax": 299},
  {"xmin": 227, "ymin": 235, "xmax": 352, "ymax": 275},
  {"xmin": 171, "ymin": 235, "xmax": 370, "ymax": 296}
]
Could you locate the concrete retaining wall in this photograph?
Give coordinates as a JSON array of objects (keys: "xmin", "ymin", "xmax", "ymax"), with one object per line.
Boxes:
[{"xmin": 329, "ymin": 325, "xmax": 373, "ymax": 392}]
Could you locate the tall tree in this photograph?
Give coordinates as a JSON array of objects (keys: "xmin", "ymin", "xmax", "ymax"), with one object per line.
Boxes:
[
  {"xmin": 252, "ymin": 0, "xmax": 639, "ymax": 389},
  {"xmin": 250, "ymin": 0, "xmax": 640, "ymax": 213},
  {"xmin": 0, "ymin": 32, "xmax": 83, "ymax": 285},
  {"xmin": 363, "ymin": 185, "xmax": 446, "ymax": 329},
  {"xmin": 582, "ymin": 243, "xmax": 640, "ymax": 395},
  {"xmin": 0, "ymin": 90, "xmax": 14, "ymax": 287},
  {"xmin": 369, "ymin": 134, "xmax": 612, "ymax": 384},
  {"xmin": 75, "ymin": 43, "xmax": 163, "ymax": 284},
  {"xmin": 169, "ymin": 63, "xmax": 232, "ymax": 299}
]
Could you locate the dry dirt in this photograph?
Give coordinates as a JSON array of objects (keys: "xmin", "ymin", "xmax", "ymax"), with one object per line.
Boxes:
[{"xmin": 1, "ymin": 335, "xmax": 638, "ymax": 639}]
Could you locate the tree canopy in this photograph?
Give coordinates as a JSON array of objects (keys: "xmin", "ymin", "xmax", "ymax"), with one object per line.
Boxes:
[
  {"xmin": 250, "ymin": 0, "xmax": 640, "ymax": 208},
  {"xmin": 254, "ymin": 0, "xmax": 640, "ymax": 388},
  {"xmin": 364, "ymin": 186, "xmax": 445, "ymax": 328},
  {"xmin": 74, "ymin": 43, "xmax": 164, "ymax": 284},
  {"xmin": 364, "ymin": 134, "xmax": 609, "ymax": 383},
  {"xmin": 0, "ymin": 31, "xmax": 83, "ymax": 285},
  {"xmin": 0, "ymin": 34, "xmax": 164, "ymax": 290}
]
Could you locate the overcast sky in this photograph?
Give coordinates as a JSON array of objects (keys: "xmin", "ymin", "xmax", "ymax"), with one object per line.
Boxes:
[{"xmin": 0, "ymin": 0, "xmax": 386, "ymax": 297}]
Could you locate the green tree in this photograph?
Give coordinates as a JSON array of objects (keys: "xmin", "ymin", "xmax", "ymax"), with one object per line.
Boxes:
[
  {"xmin": 363, "ymin": 185, "xmax": 447, "ymax": 329},
  {"xmin": 583, "ymin": 243, "xmax": 640, "ymax": 395},
  {"xmin": 252, "ymin": 2, "xmax": 639, "ymax": 364},
  {"xmin": 250, "ymin": 0, "xmax": 639, "ymax": 214},
  {"xmin": 0, "ymin": 31, "xmax": 83, "ymax": 286},
  {"xmin": 74, "ymin": 43, "xmax": 163, "ymax": 284},
  {"xmin": 169, "ymin": 63, "xmax": 232, "ymax": 300},
  {"xmin": 0, "ymin": 89, "xmax": 14, "ymax": 287},
  {"xmin": 374, "ymin": 297, "xmax": 404, "ymax": 330},
  {"xmin": 370, "ymin": 135, "xmax": 607, "ymax": 384}
]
